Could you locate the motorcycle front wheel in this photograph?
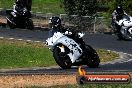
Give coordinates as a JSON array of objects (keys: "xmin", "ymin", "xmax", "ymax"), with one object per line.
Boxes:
[
  {"xmin": 53, "ymin": 44, "xmax": 72, "ymax": 69},
  {"xmin": 117, "ymin": 29, "xmax": 132, "ymax": 40},
  {"xmin": 7, "ymin": 19, "xmax": 15, "ymax": 29}
]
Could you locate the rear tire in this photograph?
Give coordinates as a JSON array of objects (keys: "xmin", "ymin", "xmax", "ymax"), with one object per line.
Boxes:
[
  {"xmin": 53, "ymin": 45, "xmax": 72, "ymax": 69},
  {"xmin": 117, "ymin": 33, "xmax": 124, "ymax": 40},
  {"xmin": 25, "ymin": 19, "xmax": 34, "ymax": 30},
  {"xmin": 85, "ymin": 45, "xmax": 100, "ymax": 68}
]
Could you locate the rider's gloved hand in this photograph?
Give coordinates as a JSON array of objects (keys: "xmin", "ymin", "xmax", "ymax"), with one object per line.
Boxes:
[
  {"xmin": 65, "ymin": 31, "xmax": 72, "ymax": 35},
  {"xmin": 78, "ymin": 32, "xmax": 85, "ymax": 38},
  {"xmin": 115, "ymin": 20, "xmax": 120, "ymax": 25}
]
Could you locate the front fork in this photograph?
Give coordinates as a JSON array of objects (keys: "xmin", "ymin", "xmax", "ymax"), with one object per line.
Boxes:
[
  {"xmin": 58, "ymin": 45, "xmax": 65, "ymax": 53},
  {"xmin": 6, "ymin": 17, "xmax": 16, "ymax": 25}
]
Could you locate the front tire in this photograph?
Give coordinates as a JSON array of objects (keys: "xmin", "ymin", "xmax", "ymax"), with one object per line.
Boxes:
[
  {"xmin": 53, "ymin": 45, "xmax": 72, "ymax": 69},
  {"xmin": 117, "ymin": 29, "xmax": 132, "ymax": 40},
  {"xmin": 7, "ymin": 19, "xmax": 15, "ymax": 29}
]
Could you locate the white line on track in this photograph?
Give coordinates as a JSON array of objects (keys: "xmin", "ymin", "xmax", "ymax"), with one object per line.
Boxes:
[
  {"xmin": 34, "ymin": 41, "xmax": 41, "ymax": 43},
  {"xmin": 119, "ymin": 59, "xmax": 132, "ymax": 63},
  {"xmin": 9, "ymin": 38, "xmax": 14, "ymax": 40},
  {"xmin": 0, "ymin": 36, "xmax": 44, "ymax": 43},
  {"xmin": 17, "ymin": 39, "xmax": 23, "ymax": 41},
  {"xmin": 26, "ymin": 40, "xmax": 32, "ymax": 42},
  {"xmin": 0, "ymin": 37, "xmax": 4, "ymax": 39}
]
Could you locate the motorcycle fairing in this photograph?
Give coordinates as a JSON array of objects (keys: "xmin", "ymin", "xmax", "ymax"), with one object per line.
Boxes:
[
  {"xmin": 46, "ymin": 32, "xmax": 83, "ymax": 63},
  {"xmin": 118, "ymin": 15, "xmax": 132, "ymax": 27},
  {"xmin": 54, "ymin": 36, "xmax": 82, "ymax": 63},
  {"xmin": 128, "ymin": 27, "xmax": 132, "ymax": 34},
  {"xmin": 118, "ymin": 15, "xmax": 132, "ymax": 36}
]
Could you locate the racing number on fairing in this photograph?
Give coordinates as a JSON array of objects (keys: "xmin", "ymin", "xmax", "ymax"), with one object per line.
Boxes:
[{"xmin": 64, "ymin": 39, "xmax": 82, "ymax": 54}]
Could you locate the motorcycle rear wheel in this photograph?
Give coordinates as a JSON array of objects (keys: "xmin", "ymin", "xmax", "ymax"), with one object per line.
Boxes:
[
  {"xmin": 53, "ymin": 45, "xmax": 72, "ymax": 69},
  {"xmin": 117, "ymin": 32, "xmax": 124, "ymax": 40},
  {"xmin": 25, "ymin": 19, "xmax": 34, "ymax": 30},
  {"xmin": 85, "ymin": 45, "xmax": 100, "ymax": 68}
]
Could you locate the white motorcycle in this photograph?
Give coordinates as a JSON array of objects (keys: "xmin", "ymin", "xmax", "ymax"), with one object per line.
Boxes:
[
  {"xmin": 46, "ymin": 31, "xmax": 100, "ymax": 69},
  {"xmin": 114, "ymin": 15, "xmax": 132, "ymax": 40}
]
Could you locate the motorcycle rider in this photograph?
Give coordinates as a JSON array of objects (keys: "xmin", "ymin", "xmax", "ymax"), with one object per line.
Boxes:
[
  {"xmin": 13, "ymin": 0, "xmax": 23, "ymax": 13},
  {"xmin": 112, "ymin": 5, "xmax": 128, "ymax": 32},
  {"xmin": 48, "ymin": 16, "xmax": 85, "ymax": 49},
  {"xmin": 48, "ymin": 16, "xmax": 66, "ymax": 37},
  {"xmin": 15, "ymin": 0, "xmax": 32, "ymax": 11},
  {"xmin": 13, "ymin": 0, "xmax": 32, "ymax": 17}
]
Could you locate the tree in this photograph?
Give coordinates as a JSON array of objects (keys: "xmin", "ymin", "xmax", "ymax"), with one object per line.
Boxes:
[
  {"xmin": 97, "ymin": 0, "xmax": 132, "ymax": 15},
  {"xmin": 61, "ymin": 0, "xmax": 98, "ymax": 16}
]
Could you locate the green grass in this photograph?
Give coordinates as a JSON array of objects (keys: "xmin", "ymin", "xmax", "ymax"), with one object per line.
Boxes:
[
  {"xmin": 0, "ymin": 0, "xmax": 64, "ymax": 14},
  {"xmin": 0, "ymin": 0, "xmax": 14, "ymax": 9},
  {"xmin": 32, "ymin": 0, "xmax": 64, "ymax": 14},
  {"xmin": 0, "ymin": 39, "xmax": 119, "ymax": 69},
  {"xmin": 0, "ymin": 39, "xmax": 56, "ymax": 69},
  {"xmin": 97, "ymin": 49, "xmax": 119, "ymax": 62}
]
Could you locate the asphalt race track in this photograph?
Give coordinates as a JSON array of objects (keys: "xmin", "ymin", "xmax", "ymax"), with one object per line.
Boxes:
[
  {"xmin": 0, "ymin": 28, "xmax": 132, "ymax": 53},
  {"xmin": 84, "ymin": 33, "xmax": 132, "ymax": 54},
  {"xmin": 0, "ymin": 28, "xmax": 132, "ymax": 74}
]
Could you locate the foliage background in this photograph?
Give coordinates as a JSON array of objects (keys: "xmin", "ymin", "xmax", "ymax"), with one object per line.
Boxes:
[
  {"xmin": 0, "ymin": 0, "xmax": 132, "ymax": 16},
  {"xmin": 0, "ymin": 0, "xmax": 132, "ymax": 32},
  {"xmin": 0, "ymin": 0, "xmax": 64, "ymax": 14}
]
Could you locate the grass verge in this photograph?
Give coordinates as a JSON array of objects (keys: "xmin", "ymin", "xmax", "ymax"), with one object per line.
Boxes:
[
  {"xmin": 0, "ymin": 0, "xmax": 64, "ymax": 14},
  {"xmin": 97, "ymin": 49, "xmax": 119, "ymax": 62},
  {"xmin": 0, "ymin": 39, "xmax": 119, "ymax": 69},
  {"xmin": 0, "ymin": 39, "xmax": 55, "ymax": 69}
]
